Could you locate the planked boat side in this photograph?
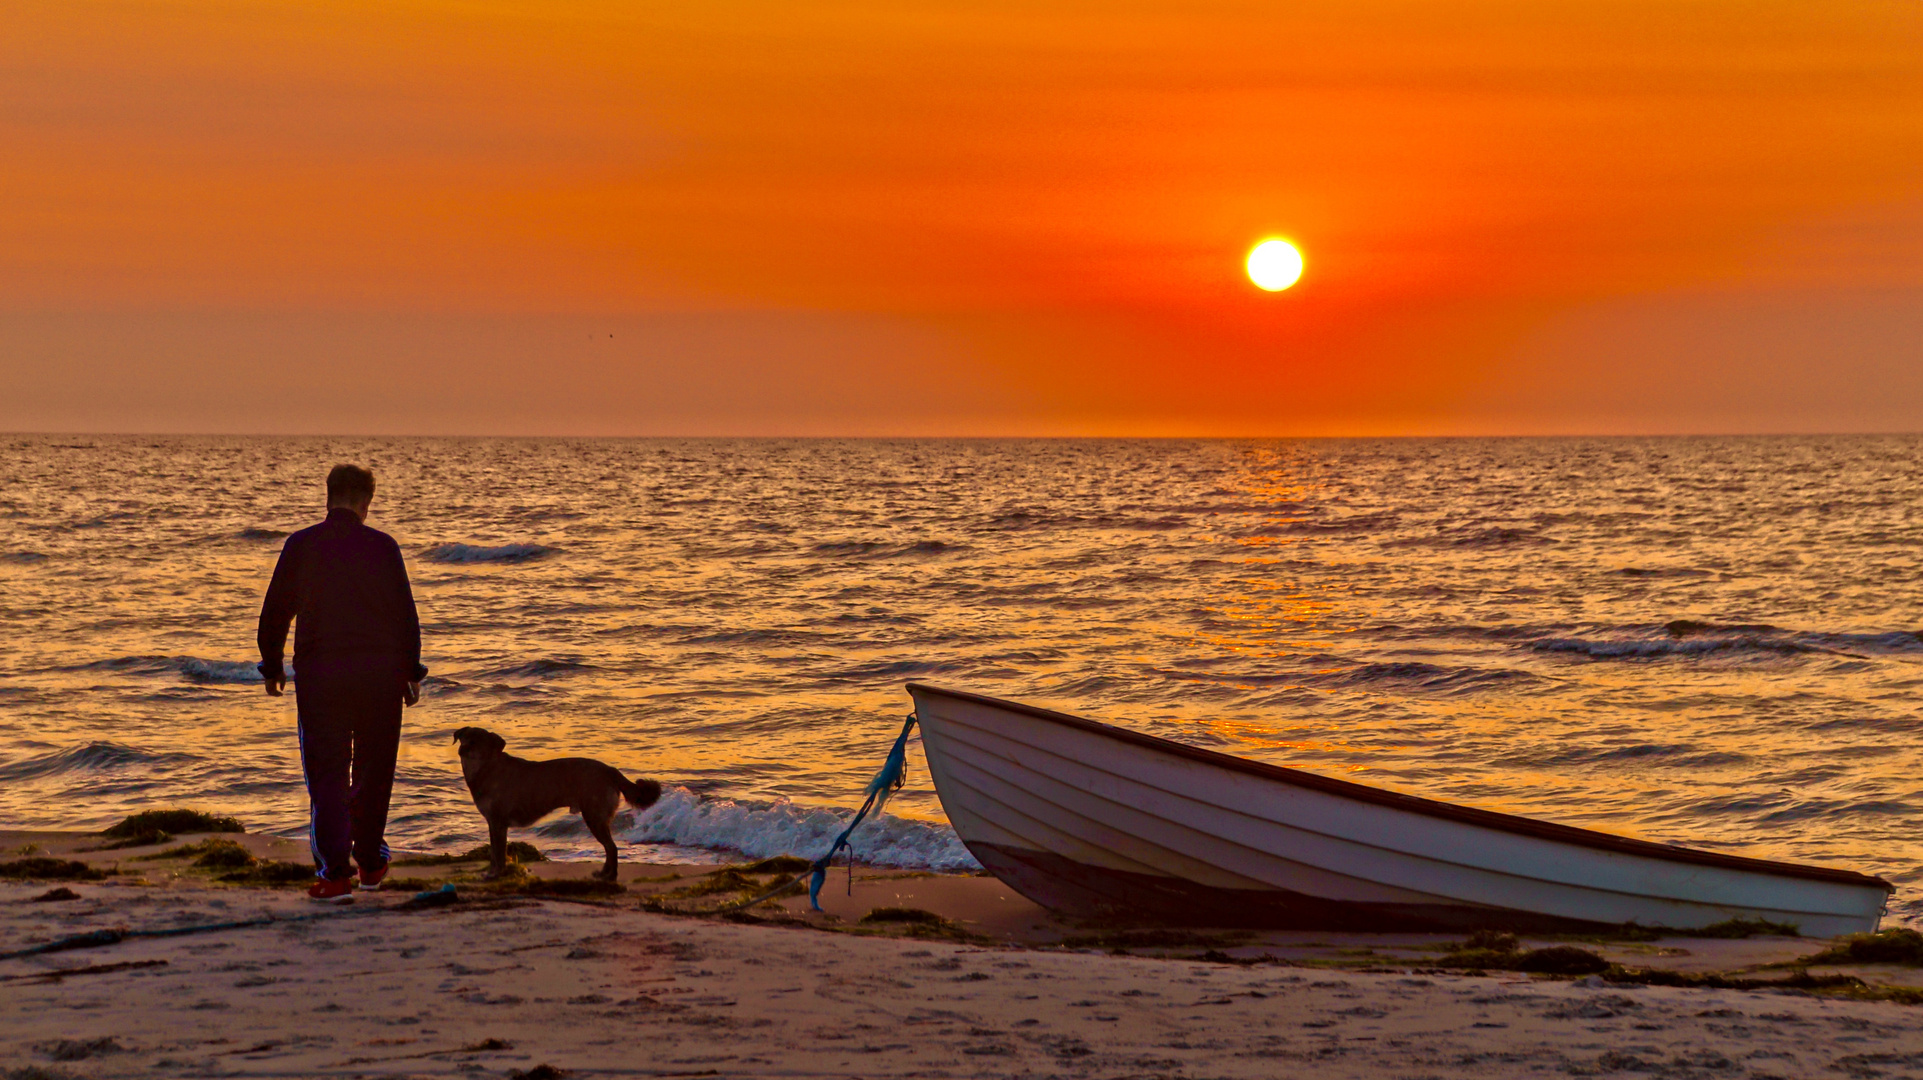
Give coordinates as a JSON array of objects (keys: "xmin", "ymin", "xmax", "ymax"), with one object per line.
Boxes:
[{"xmin": 908, "ymin": 683, "xmax": 1893, "ymax": 934}]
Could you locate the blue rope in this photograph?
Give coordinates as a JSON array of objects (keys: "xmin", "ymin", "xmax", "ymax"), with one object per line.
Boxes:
[
  {"xmin": 685, "ymin": 712, "xmax": 918, "ymax": 916},
  {"xmin": 807, "ymin": 712, "xmax": 917, "ymax": 910}
]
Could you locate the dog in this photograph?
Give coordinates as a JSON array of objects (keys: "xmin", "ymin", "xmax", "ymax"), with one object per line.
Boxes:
[{"xmin": 451, "ymin": 727, "xmax": 662, "ymax": 881}]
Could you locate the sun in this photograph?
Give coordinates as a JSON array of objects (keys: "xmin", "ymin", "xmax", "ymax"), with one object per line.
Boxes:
[{"xmin": 1246, "ymin": 238, "xmax": 1304, "ymax": 291}]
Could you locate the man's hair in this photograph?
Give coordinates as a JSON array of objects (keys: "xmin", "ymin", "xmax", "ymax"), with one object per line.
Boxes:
[{"xmin": 326, "ymin": 464, "xmax": 376, "ymax": 505}]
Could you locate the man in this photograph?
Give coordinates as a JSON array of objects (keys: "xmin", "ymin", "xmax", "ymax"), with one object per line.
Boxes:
[{"xmin": 258, "ymin": 464, "xmax": 426, "ymax": 902}]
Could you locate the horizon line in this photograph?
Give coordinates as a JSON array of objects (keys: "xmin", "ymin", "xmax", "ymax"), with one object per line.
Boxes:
[{"xmin": 8, "ymin": 429, "xmax": 1923, "ymax": 441}]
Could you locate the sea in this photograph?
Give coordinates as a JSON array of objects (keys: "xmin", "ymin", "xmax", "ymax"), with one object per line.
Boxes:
[{"xmin": 1, "ymin": 435, "xmax": 1918, "ymax": 923}]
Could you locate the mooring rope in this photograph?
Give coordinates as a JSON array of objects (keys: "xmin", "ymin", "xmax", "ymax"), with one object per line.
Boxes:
[{"xmin": 673, "ymin": 711, "xmax": 919, "ymax": 916}]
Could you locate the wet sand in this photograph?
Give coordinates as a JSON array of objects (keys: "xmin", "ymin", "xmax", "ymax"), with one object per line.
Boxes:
[{"xmin": 4, "ymin": 830, "xmax": 1920, "ymax": 1078}]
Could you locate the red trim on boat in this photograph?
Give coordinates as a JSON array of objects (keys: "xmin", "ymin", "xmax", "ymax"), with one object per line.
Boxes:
[{"xmin": 907, "ymin": 683, "xmax": 1893, "ymax": 891}]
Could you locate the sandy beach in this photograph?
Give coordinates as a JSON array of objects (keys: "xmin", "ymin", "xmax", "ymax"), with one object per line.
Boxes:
[
  {"xmin": 11, "ymin": 0, "xmax": 1923, "ymax": 1067},
  {"xmin": 5, "ymin": 830, "xmax": 1921, "ymax": 1079}
]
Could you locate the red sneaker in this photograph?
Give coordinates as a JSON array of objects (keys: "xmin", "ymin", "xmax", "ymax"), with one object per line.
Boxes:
[
  {"xmin": 308, "ymin": 877, "xmax": 355, "ymax": 903},
  {"xmin": 358, "ymin": 860, "xmax": 389, "ymax": 892}
]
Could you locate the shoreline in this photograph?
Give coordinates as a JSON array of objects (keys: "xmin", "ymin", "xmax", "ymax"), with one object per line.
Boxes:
[{"xmin": 6, "ymin": 829, "xmax": 1923, "ymax": 1077}]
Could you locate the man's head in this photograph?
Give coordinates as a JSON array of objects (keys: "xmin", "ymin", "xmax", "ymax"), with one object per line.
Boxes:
[{"xmin": 325, "ymin": 464, "xmax": 376, "ymax": 519}]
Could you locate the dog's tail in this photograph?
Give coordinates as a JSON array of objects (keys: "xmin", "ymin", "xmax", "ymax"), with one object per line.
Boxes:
[{"xmin": 617, "ymin": 773, "xmax": 662, "ymax": 811}]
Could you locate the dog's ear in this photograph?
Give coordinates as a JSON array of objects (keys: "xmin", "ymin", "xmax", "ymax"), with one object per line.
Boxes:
[{"xmin": 451, "ymin": 727, "xmax": 505, "ymax": 755}]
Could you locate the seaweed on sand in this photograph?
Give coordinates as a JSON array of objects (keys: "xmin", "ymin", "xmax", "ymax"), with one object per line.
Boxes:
[
  {"xmin": 490, "ymin": 876, "xmax": 625, "ymax": 898},
  {"xmin": 1435, "ymin": 929, "xmax": 1522, "ymax": 969},
  {"xmin": 103, "ymin": 809, "xmax": 243, "ymax": 839},
  {"xmin": 1437, "ymin": 932, "xmax": 1610, "ymax": 975},
  {"xmin": 216, "ymin": 860, "xmax": 317, "ymax": 886},
  {"xmin": 1602, "ymin": 967, "xmax": 1871, "ymax": 992},
  {"xmin": 90, "ymin": 830, "xmax": 174, "ymax": 850},
  {"xmin": 1191, "ymin": 949, "xmax": 1263, "ymax": 965},
  {"xmin": 1463, "ymin": 929, "xmax": 1519, "ymax": 952},
  {"xmin": 1798, "ymin": 928, "xmax": 1923, "ymax": 966},
  {"xmin": 132, "ymin": 836, "xmax": 257, "ymax": 863},
  {"xmin": 1550, "ymin": 919, "xmax": 1797, "ymax": 944},
  {"xmin": 637, "ymin": 865, "xmax": 811, "ymax": 917},
  {"xmin": 732, "ymin": 855, "xmax": 812, "ymax": 875},
  {"xmin": 0, "ymin": 859, "xmax": 108, "ymax": 881},
  {"xmin": 681, "ymin": 867, "xmax": 791, "ymax": 898},
  {"xmin": 6, "ymin": 1066, "xmax": 83, "ymax": 1080},
  {"xmin": 191, "ymin": 839, "xmax": 257, "ymax": 870},
  {"xmin": 35, "ymin": 1037, "xmax": 128, "ymax": 1061},
  {"xmin": 1691, "ymin": 917, "xmax": 1801, "ymax": 939},
  {"xmin": 860, "ymin": 906, "xmax": 947, "ymax": 926},
  {"xmin": 1508, "ymin": 946, "xmax": 1613, "ymax": 975},
  {"xmin": 853, "ymin": 906, "xmax": 986, "ymax": 942}
]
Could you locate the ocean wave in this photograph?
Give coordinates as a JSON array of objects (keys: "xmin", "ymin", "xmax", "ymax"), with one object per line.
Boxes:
[
  {"xmin": 1, "ymin": 551, "xmax": 48, "ymax": 564},
  {"xmin": 422, "ymin": 542, "xmax": 556, "ymax": 564},
  {"xmin": 1521, "ymin": 620, "xmax": 1919, "ymax": 661},
  {"xmin": 813, "ymin": 658, "xmax": 976, "ymax": 681},
  {"xmin": 1103, "ymin": 514, "xmax": 1190, "ymax": 531},
  {"xmin": 1254, "ymin": 511, "xmax": 1400, "ymax": 536},
  {"xmin": 810, "ymin": 539, "xmax": 962, "ymax": 559},
  {"xmin": 1159, "ymin": 661, "xmax": 1535, "ymax": 696},
  {"xmin": 1675, "ymin": 792, "xmax": 1918, "ymax": 824},
  {"xmin": 1812, "ymin": 630, "xmax": 1923, "ymax": 654},
  {"xmin": 1663, "ymin": 620, "xmax": 1781, "ymax": 637},
  {"xmin": 468, "ymin": 658, "xmax": 596, "ymax": 680},
  {"xmin": 1528, "ymin": 635, "xmax": 1822, "ymax": 660},
  {"xmin": 1384, "ymin": 526, "xmax": 1558, "ymax": 549},
  {"xmin": 236, "ymin": 527, "xmax": 289, "ymax": 540},
  {"xmin": 1313, "ymin": 661, "xmax": 1537, "ymax": 694},
  {"xmin": 73, "ymin": 655, "xmax": 278, "ymax": 683},
  {"xmin": 70, "ymin": 511, "xmax": 141, "ymax": 530},
  {"xmin": 1503, "ymin": 743, "xmax": 1751, "ymax": 769},
  {"xmin": 620, "ymin": 786, "xmax": 980, "ymax": 871},
  {"xmin": 0, "ymin": 740, "xmax": 200, "ymax": 782},
  {"xmin": 676, "ymin": 628, "xmax": 831, "ymax": 647}
]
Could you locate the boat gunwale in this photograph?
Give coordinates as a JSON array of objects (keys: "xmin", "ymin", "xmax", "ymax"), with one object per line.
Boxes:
[{"xmin": 907, "ymin": 683, "xmax": 1894, "ymax": 892}]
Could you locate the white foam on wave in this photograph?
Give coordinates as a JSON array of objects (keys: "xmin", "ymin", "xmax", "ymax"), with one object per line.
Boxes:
[
  {"xmin": 620, "ymin": 785, "xmax": 981, "ymax": 871},
  {"xmin": 177, "ymin": 657, "xmax": 276, "ymax": 683},
  {"xmin": 422, "ymin": 542, "xmax": 555, "ymax": 564},
  {"xmin": 81, "ymin": 655, "xmax": 279, "ymax": 683}
]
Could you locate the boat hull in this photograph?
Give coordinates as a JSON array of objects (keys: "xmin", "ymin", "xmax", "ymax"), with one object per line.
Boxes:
[{"xmin": 909, "ymin": 684, "xmax": 1892, "ymax": 936}]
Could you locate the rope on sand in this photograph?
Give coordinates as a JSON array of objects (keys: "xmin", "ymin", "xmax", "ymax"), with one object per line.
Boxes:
[{"xmin": 666, "ymin": 712, "xmax": 919, "ymax": 917}]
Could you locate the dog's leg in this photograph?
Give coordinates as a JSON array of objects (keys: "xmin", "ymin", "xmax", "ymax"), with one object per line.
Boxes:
[
  {"xmin": 481, "ymin": 819, "xmax": 509, "ymax": 881},
  {"xmin": 585, "ymin": 808, "xmax": 619, "ymax": 882}
]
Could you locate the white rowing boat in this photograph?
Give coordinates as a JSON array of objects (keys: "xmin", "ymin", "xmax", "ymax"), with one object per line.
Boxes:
[{"xmin": 908, "ymin": 684, "xmax": 1892, "ymax": 935}]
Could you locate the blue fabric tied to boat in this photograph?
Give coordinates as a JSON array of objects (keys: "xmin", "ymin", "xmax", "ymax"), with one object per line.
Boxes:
[{"xmin": 808, "ymin": 713, "xmax": 917, "ymax": 910}]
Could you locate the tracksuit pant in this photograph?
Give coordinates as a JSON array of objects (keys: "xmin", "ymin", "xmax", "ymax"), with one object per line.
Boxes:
[{"xmin": 295, "ymin": 661, "xmax": 405, "ymax": 880}]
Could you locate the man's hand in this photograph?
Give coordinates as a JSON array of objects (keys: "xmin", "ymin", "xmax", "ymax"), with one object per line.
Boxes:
[
  {"xmin": 403, "ymin": 680, "xmax": 421, "ymax": 707},
  {"xmin": 263, "ymin": 675, "xmax": 285, "ymax": 697}
]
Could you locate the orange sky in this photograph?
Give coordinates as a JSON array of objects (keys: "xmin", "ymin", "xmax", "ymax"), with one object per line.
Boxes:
[{"xmin": 3, "ymin": 0, "xmax": 1921, "ymax": 435}]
